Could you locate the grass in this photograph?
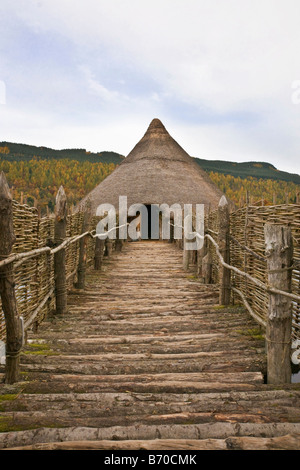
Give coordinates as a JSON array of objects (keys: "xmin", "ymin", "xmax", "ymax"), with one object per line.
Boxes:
[
  {"xmin": 236, "ymin": 328, "xmax": 265, "ymax": 341},
  {"xmin": 0, "ymin": 394, "xmax": 18, "ymax": 413},
  {"xmin": 0, "ymin": 394, "xmax": 18, "ymax": 402},
  {"xmin": 186, "ymin": 275, "xmax": 199, "ymax": 281},
  {"xmin": 0, "ymin": 415, "xmax": 68, "ymax": 432},
  {"xmin": 0, "ymin": 415, "xmax": 51, "ymax": 433},
  {"xmin": 0, "ymin": 416, "xmax": 15, "ymax": 432},
  {"xmin": 22, "ymin": 342, "xmax": 59, "ymax": 356}
]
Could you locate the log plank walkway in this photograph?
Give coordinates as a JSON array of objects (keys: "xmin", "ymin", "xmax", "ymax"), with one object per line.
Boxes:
[{"xmin": 1, "ymin": 241, "xmax": 300, "ymax": 450}]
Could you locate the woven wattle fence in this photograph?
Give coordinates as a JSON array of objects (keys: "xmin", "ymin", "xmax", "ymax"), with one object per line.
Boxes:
[
  {"xmin": 230, "ymin": 204, "xmax": 300, "ymax": 340},
  {"xmin": 0, "ymin": 202, "xmax": 39, "ymax": 341},
  {"xmin": 205, "ymin": 209, "xmax": 220, "ymax": 285},
  {"xmin": 205, "ymin": 204, "xmax": 300, "ymax": 341},
  {"xmin": 0, "ymin": 201, "xmax": 99, "ymax": 342}
]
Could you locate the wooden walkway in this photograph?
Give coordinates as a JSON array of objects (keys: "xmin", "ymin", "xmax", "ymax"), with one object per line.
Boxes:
[{"xmin": 1, "ymin": 241, "xmax": 300, "ymax": 450}]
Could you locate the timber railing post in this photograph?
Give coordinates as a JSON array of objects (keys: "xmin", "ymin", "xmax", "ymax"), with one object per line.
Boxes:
[
  {"xmin": 264, "ymin": 224, "xmax": 293, "ymax": 384},
  {"xmin": 218, "ymin": 195, "xmax": 231, "ymax": 305},
  {"xmin": 197, "ymin": 241, "xmax": 205, "ymax": 279},
  {"xmin": 54, "ymin": 186, "xmax": 68, "ymax": 315},
  {"xmin": 106, "ymin": 238, "xmax": 113, "ymax": 258},
  {"xmin": 94, "ymin": 237, "xmax": 105, "ymax": 270},
  {"xmin": 197, "ymin": 215, "xmax": 207, "ymax": 280},
  {"xmin": 202, "ymin": 238, "xmax": 212, "ymax": 284},
  {"xmin": 75, "ymin": 201, "xmax": 91, "ymax": 289},
  {"xmin": 183, "ymin": 237, "xmax": 190, "ymax": 271},
  {"xmin": 115, "ymin": 226, "xmax": 123, "ymax": 252},
  {"xmin": 0, "ymin": 172, "xmax": 22, "ymax": 384},
  {"xmin": 183, "ymin": 214, "xmax": 192, "ymax": 271},
  {"xmin": 201, "ymin": 208, "xmax": 212, "ymax": 284},
  {"xmin": 169, "ymin": 219, "xmax": 174, "ymax": 244}
]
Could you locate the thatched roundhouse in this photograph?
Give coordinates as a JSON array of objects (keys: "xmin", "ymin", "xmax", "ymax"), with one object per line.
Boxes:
[{"xmin": 78, "ymin": 118, "xmax": 225, "ymax": 217}]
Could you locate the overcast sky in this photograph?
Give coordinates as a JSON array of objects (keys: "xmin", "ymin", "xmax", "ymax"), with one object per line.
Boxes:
[{"xmin": 0, "ymin": 0, "xmax": 300, "ymax": 174}]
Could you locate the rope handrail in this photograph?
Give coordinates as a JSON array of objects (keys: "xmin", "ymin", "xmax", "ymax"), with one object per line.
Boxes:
[
  {"xmin": 202, "ymin": 232, "xmax": 300, "ymax": 303},
  {"xmin": 0, "ymin": 230, "xmax": 97, "ymax": 269},
  {"xmin": 229, "ymin": 234, "xmax": 267, "ymax": 262},
  {"xmin": 206, "ymin": 228, "xmax": 219, "ymax": 236},
  {"xmin": 23, "ymin": 288, "xmax": 55, "ymax": 330},
  {"xmin": 169, "ymin": 219, "xmax": 300, "ymax": 304},
  {"xmin": 93, "ymin": 223, "xmax": 129, "ymax": 238},
  {"xmin": 50, "ymin": 230, "xmax": 95, "ymax": 255},
  {"xmin": 0, "ymin": 222, "xmax": 129, "ymax": 269},
  {"xmin": 0, "ymin": 246, "xmax": 51, "ymax": 269},
  {"xmin": 231, "ymin": 286, "xmax": 267, "ymax": 328},
  {"xmin": 8, "ymin": 223, "xmax": 128, "ymax": 331}
]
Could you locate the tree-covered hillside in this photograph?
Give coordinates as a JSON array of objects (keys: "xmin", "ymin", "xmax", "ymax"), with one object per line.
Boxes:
[
  {"xmin": 0, "ymin": 141, "xmax": 299, "ymax": 213},
  {"xmin": 208, "ymin": 172, "xmax": 300, "ymax": 206},
  {"xmin": 0, "ymin": 142, "xmax": 124, "ymax": 164},
  {"xmin": 194, "ymin": 158, "xmax": 300, "ymax": 185},
  {"xmin": 0, "ymin": 158, "xmax": 116, "ymax": 212}
]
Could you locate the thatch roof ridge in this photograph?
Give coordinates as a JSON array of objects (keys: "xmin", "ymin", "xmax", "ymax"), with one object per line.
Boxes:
[{"xmin": 122, "ymin": 118, "xmax": 193, "ymax": 165}]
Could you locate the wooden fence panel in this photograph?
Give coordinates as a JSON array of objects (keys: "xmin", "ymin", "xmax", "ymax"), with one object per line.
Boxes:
[
  {"xmin": 230, "ymin": 204, "xmax": 300, "ymax": 340},
  {"xmin": 0, "ymin": 202, "xmax": 91, "ymax": 341}
]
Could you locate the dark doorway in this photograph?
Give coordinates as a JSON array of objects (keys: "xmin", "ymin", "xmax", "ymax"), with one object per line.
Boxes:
[{"xmin": 141, "ymin": 204, "xmax": 160, "ymax": 240}]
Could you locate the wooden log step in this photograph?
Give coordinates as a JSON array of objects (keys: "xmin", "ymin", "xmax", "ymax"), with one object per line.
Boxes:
[
  {"xmin": 5, "ymin": 434, "xmax": 300, "ymax": 450},
  {"xmin": 20, "ymin": 371, "xmax": 264, "ymax": 394},
  {"xmin": 23, "ymin": 332, "xmax": 264, "ymax": 356},
  {"xmin": 3, "ymin": 438, "xmax": 228, "ymax": 450},
  {"xmin": 20, "ymin": 354, "xmax": 265, "ymax": 375},
  {"xmin": 28, "ymin": 342, "xmax": 261, "ymax": 356},
  {"xmin": 33, "ymin": 315, "xmax": 259, "ymax": 335},
  {"xmin": 66, "ymin": 332, "xmax": 224, "ymax": 344},
  {"xmin": 1, "ymin": 423, "xmax": 300, "ymax": 449},
  {"xmin": 20, "ymin": 348, "xmax": 263, "ymax": 362},
  {"xmin": 0, "ymin": 410, "xmax": 279, "ymax": 430},
  {"xmin": 1, "ymin": 390, "xmax": 299, "ymax": 420},
  {"xmin": 1, "ymin": 403, "xmax": 300, "ymax": 431}
]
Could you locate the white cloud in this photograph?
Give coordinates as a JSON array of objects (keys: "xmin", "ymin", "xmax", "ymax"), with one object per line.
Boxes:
[
  {"xmin": 1, "ymin": 0, "xmax": 300, "ymax": 173},
  {"xmin": 14, "ymin": 0, "xmax": 299, "ymax": 109},
  {"xmin": 79, "ymin": 65, "xmax": 125, "ymax": 103},
  {"xmin": 0, "ymin": 81, "xmax": 6, "ymax": 105}
]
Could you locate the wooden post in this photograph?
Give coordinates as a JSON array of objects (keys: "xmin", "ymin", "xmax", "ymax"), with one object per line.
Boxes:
[
  {"xmin": 202, "ymin": 250, "xmax": 212, "ymax": 284},
  {"xmin": 190, "ymin": 243, "xmax": 197, "ymax": 266},
  {"xmin": 106, "ymin": 239, "xmax": 113, "ymax": 257},
  {"xmin": 218, "ymin": 195, "xmax": 231, "ymax": 305},
  {"xmin": 75, "ymin": 203, "xmax": 91, "ymax": 290},
  {"xmin": 54, "ymin": 186, "xmax": 68, "ymax": 315},
  {"xmin": 169, "ymin": 220, "xmax": 174, "ymax": 244},
  {"xmin": 115, "ymin": 239, "xmax": 123, "ymax": 252},
  {"xmin": 0, "ymin": 172, "xmax": 22, "ymax": 384},
  {"xmin": 183, "ymin": 237, "xmax": 190, "ymax": 271},
  {"xmin": 115, "ymin": 226, "xmax": 123, "ymax": 252},
  {"xmin": 197, "ymin": 242, "xmax": 205, "ymax": 279},
  {"xmin": 94, "ymin": 237, "xmax": 105, "ymax": 270},
  {"xmin": 285, "ymin": 192, "xmax": 290, "ymax": 205},
  {"xmin": 264, "ymin": 224, "xmax": 293, "ymax": 384}
]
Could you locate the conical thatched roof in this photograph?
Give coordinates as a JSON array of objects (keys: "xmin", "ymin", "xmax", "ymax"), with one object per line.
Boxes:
[{"xmin": 77, "ymin": 118, "xmax": 225, "ymax": 214}]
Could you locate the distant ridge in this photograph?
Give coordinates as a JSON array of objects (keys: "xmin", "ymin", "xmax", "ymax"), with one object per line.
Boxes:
[
  {"xmin": 194, "ymin": 158, "xmax": 300, "ymax": 185},
  {"xmin": 0, "ymin": 141, "xmax": 125, "ymax": 165},
  {"xmin": 0, "ymin": 140, "xmax": 299, "ymax": 184}
]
